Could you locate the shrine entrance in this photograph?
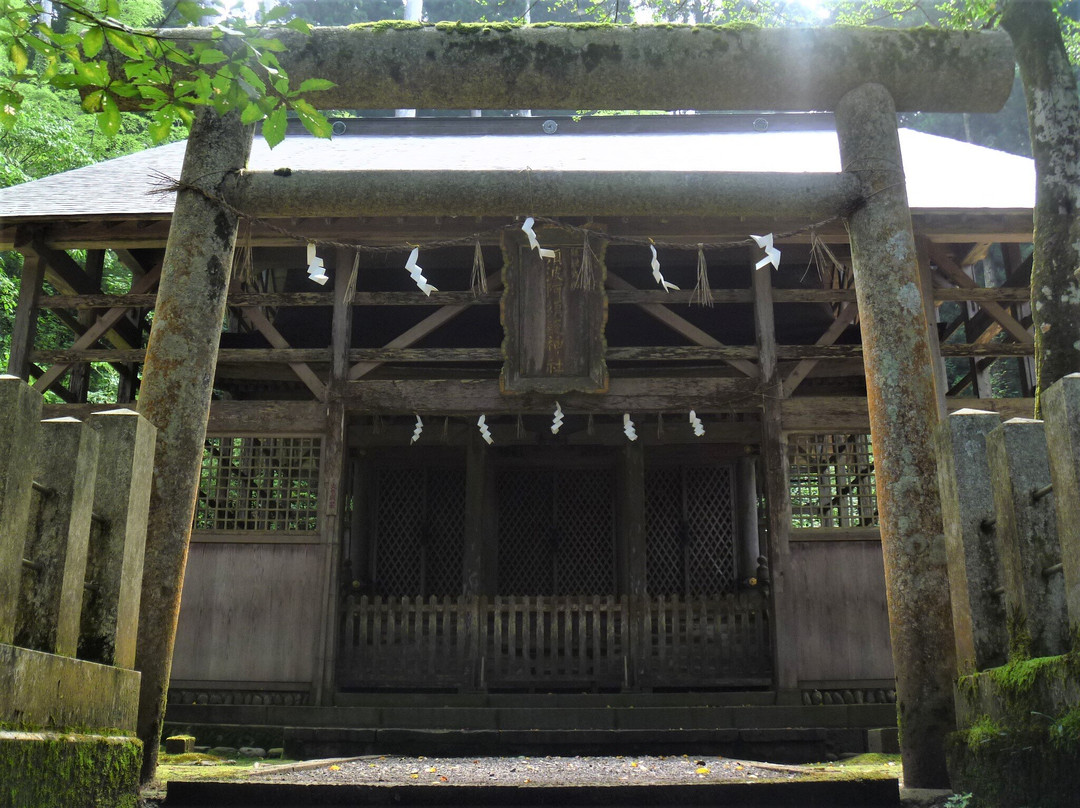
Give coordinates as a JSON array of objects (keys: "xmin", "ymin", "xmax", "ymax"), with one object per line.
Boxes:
[{"xmin": 338, "ymin": 441, "xmax": 771, "ymax": 692}]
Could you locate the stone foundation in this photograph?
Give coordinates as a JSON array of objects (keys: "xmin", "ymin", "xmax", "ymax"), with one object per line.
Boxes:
[{"xmin": 0, "ymin": 730, "xmax": 141, "ymax": 808}]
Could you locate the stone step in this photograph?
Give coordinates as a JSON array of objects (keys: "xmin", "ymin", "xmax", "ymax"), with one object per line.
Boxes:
[
  {"xmin": 165, "ymin": 703, "xmax": 896, "ymax": 732},
  {"xmin": 164, "ymin": 776, "xmax": 902, "ymax": 806}
]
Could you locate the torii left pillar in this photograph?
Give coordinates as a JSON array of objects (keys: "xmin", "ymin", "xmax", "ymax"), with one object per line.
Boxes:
[
  {"xmin": 134, "ymin": 108, "xmax": 253, "ymax": 783},
  {"xmin": 835, "ymin": 83, "xmax": 955, "ymax": 788}
]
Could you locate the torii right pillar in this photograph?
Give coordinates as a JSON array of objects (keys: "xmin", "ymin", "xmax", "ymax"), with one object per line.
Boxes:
[{"xmin": 835, "ymin": 83, "xmax": 955, "ymax": 788}]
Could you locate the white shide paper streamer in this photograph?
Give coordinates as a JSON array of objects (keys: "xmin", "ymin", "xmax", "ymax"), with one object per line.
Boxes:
[
  {"xmin": 751, "ymin": 233, "xmax": 781, "ymax": 271},
  {"xmin": 405, "ymin": 247, "xmax": 438, "ymax": 296},
  {"xmin": 623, "ymin": 413, "xmax": 638, "ymax": 442},
  {"xmin": 410, "ymin": 414, "xmax": 424, "ymax": 445},
  {"xmin": 689, "ymin": 410, "xmax": 705, "ymax": 437},
  {"xmin": 650, "ymin": 244, "xmax": 678, "ymax": 292},
  {"xmin": 522, "ymin": 217, "xmax": 557, "ymax": 259},
  {"xmin": 551, "ymin": 401, "xmax": 564, "ymax": 434},
  {"xmin": 306, "ymin": 242, "xmax": 328, "ymax": 285},
  {"xmin": 477, "ymin": 414, "xmax": 494, "ymax": 445}
]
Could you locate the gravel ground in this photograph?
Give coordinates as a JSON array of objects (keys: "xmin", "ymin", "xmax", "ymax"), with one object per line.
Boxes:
[{"xmin": 248, "ymin": 754, "xmax": 809, "ymax": 787}]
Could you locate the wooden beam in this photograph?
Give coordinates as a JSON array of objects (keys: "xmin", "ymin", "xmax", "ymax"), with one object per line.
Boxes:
[
  {"xmin": 7, "ymin": 253, "xmax": 46, "ymax": 379},
  {"xmin": 32, "ymin": 266, "xmax": 161, "ymax": 395},
  {"xmin": 347, "ymin": 271, "xmax": 503, "ymax": 380},
  {"xmin": 32, "ymin": 285, "xmax": 1033, "ymax": 313},
  {"xmin": 42, "ymin": 400, "xmax": 326, "ymax": 434},
  {"xmin": 344, "ymin": 376, "xmax": 758, "ymax": 414},
  {"xmin": 925, "ymin": 242, "xmax": 1033, "ymax": 344},
  {"xmin": 606, "ymin": 271, "xmax": 758, "ymax": 377},
  {"xmin": 231, "ymin": 299, "xmax": 327, "ymax": 400},
  {"xmin": 781, "ymin": 302, "xmax": 859, "ymax": 396},
  {"xmin": 780, "ymin": 396, "xmax": 1036, "ymax": 430}
]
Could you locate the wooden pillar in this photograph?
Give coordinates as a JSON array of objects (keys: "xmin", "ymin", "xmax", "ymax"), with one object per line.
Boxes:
[
  {"xmin": 7, "ymin": 251, "xmax": 45, "ymax": 380},
  {"xmin": 463, "ymin": 434, "xmax": 497, "ymax": 596},
  {"xmin": 915, "ymin": 237, "xmax": 948, "ymax": 420},
  {"xmin": 752, "ymin": 253, "xmax": 797, "ymax": 697},
  {"xmin": 316, "ymin": 249, "xmax": 358, "ymax": 705},
  {"xmin": 68, "ymin": 249, "xmax": 105, "ymax": 402},
  {"xmin": 617, "ymin": 441, "xmax": 646, "ymax": 689},
  {"xmin": 836, "ymin": 82, "xmax": 954, "ymax": 788},
  {"xmin": 133, "ymin": 108, "xmax": 253, "ymax": 783},
  {"xmin": 736, "ymin": 456, "xmax": 761, "ymax": 584}
]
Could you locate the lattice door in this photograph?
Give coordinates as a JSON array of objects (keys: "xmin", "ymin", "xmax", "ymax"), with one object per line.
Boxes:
[
  {"xmin": 497, "ymin": 468, "xmax": 614, "ymax": 595},
  {"xmin": 645, "ymin": 465, "xmax": 737, "ymax": 595},
  {"xmin": 373, "ymin": 466, "xmax": 465, "ymax": 596}
]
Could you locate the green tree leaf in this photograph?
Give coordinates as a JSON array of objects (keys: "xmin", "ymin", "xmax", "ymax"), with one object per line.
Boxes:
[
  {"xmin": 241, "ymin": 101, "xmax": 266, "ymax": 125},
  {"xmin": 82, "ymin": 27, "xmax": 105, "ymax": 59},
  {"xmin": 104, "ymin": 29, "xmax": 144, "ymax": 60},
  {"xmin": 97, "ymin": 94, "xmax": 120, "ymax": 137},
  {"xmin": 263, "ymin": 103, "xmax": 287, "ymax": 148},
  {"xmin": 9, "ymin": 42, "xmax": 28, "ymax": 74},
  {"xmin": 297, "ymin": 78, "xmax": 336, "ymax": 93}
]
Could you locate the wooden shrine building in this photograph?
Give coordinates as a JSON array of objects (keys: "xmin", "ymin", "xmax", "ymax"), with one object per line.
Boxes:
[{"xmin": 0, "ymin": 109, "xmax": 1035, "ymax": 743}]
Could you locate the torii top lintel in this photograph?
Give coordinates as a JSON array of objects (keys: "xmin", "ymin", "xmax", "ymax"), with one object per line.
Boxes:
[{"xmin": 155, "ymin": 24, "xmax": 1014, "ymax": 114}]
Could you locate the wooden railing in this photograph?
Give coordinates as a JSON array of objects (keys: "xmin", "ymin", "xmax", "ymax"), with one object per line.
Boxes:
[{"xmin": 338, "ymin": 593, "xmax": 770, "ymax": 691}]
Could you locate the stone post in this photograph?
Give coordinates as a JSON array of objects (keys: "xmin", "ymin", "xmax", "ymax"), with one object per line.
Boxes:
[
  {"xmin": 835, "ymin": 82, "xmax": 954, "ymax": 788},
  {"xmin": 80, "ymin": 409, "xmax": 156, "ymax": 670},
  {"xmin": 1042, "ymin": 374, "xmax": 1080, "ymax": 629},
  {"xmin": 987, "ymin": 418, "xmax": 1068, "ymax": 657},
  {"xmin": 134, "ymin": 108, "xmax": 253, "ymax": 782},
  {"xmin": 16, "ymin": 417, "xmax": 100, "ymax": 657},
  {"xmin": 0, "ymin": 376, "xmax": 42, "ymax": 644},
  {"xmin": 935, "ymin": 409, "xmax": 1008, "ymax": 673}
]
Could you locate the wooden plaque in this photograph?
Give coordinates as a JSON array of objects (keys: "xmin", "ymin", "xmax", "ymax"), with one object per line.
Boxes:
[{"xmin": 500, "ymin": 228, "xmax": 608, "ymax": 395}]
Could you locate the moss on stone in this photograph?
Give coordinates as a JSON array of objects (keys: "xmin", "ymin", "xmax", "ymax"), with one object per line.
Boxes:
[{"xmin": 0, "ymin": 731, "xmax": 141, "ymax": 808}]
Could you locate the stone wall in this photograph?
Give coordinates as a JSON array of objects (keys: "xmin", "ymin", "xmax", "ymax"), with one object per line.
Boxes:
[
  {"xmin": 0, "ymin": 376, "xmax": 156, "ymax": 808},
  {"xmin": 936, "ymin": 373, "xmax": 1080, "ymax": 807}
]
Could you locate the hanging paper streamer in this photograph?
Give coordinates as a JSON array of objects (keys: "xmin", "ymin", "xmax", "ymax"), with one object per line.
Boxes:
[
  {"xmin": 751, "ymin": 233, "xmax": 781, "ymax": 271},
  {"xmin": 471, "ymin": 240, "xmax": 488, "ymax": 296},
  {"xmin": 623, "ymin": 413, "xmax": 638, "ymax": 442},
  {"xmin": 405, "ymin": 247, "xmax": 438, "ymax": 296},
  {"xmin": 650, "ymin": 243, "xmax": 679, "ymax": 292},
  {"xmin": 586, "ymin": 413, "xmax": 595, "ymax": 436},
  {"xmin": 306, "ymin": 242, "xmax": 329, "ymax": 285},
  {"xmin": 691, "ymin": 245, "xmax": 714, "ymax": 307},
  {"xmin": 521, "ymin": 217, "xmax": 557, "ymax": 259},
  {"xmin": 551, "ymin": 402, "xmax": 564, "ymax": 434},
  {"xmin": 477, "ymin": 414, "xmax": 494, "ymax": 445},
  {"xmin": 689, "ymin": 410, "xmax": 705, "ymax": 437},
  {"xmin": 410, "ymin": 414, "xmax": 424, "ymax": 445},
  {"xmin": 573, "ymin": 231, "xmax": 597, "ymax": 290}
]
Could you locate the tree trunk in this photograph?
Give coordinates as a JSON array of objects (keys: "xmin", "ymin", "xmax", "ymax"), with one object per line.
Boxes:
[{"xmin": 1000, "ymin": 0, "xmax": 1080, "ymax": 415}]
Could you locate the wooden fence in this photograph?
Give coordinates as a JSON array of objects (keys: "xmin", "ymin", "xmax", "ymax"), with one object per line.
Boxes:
[{"xmin": 338, "ymin": 592, "xmax": 771, "ymax": 691}]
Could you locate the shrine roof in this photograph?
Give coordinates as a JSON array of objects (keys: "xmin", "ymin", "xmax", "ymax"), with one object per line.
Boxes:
[{"xmin": 0, "ymin": 113, "xmax": 1035, "ymax": 222}]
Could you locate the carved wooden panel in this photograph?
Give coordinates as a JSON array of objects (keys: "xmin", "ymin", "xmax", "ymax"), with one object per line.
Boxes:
[{"xmin": 500, "ymin": 228, "xmax": 608, "ymax": 394}]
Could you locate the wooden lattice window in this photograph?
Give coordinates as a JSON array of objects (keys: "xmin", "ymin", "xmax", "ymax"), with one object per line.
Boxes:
[
  {"xmin": 372, "ymin": 466, "xmax": 465, "ymax": 596},
  {"xmin": 644, "ymin": 465, "xmax": 737, "ymax": 596},
  {"xmin": 789, "ymin": 433, "xmax": 878, "ymax": 528},
  {"xmin": 497, "ymin": 468, "xmax": 614, "ymax": 596},
  {"xmin": 195, "ymin": 437, "xmax": 320, "ymax": 532}
]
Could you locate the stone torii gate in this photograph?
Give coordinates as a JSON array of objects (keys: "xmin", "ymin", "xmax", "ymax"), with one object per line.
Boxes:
[{"xmin": 129, "ymin": 25, "xmax": 1016, "ymax": 786}]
